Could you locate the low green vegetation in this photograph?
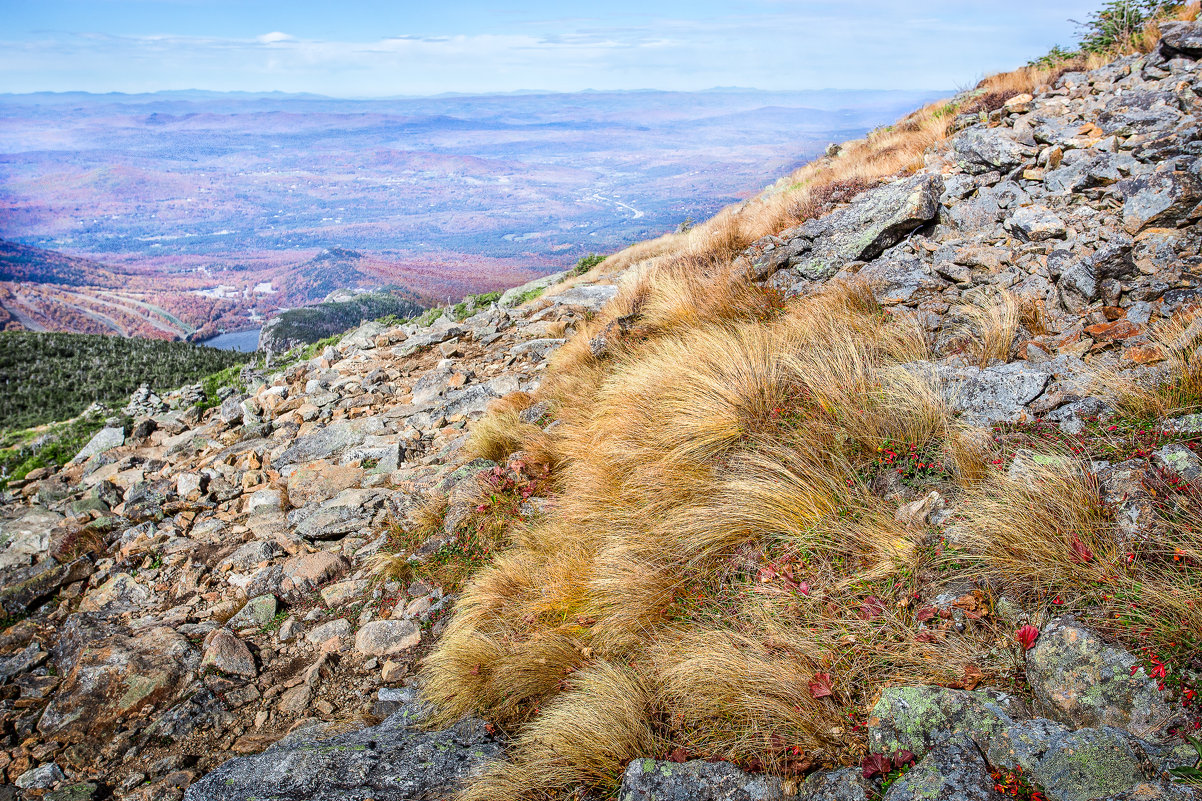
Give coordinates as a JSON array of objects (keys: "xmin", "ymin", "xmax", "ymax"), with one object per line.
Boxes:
[
  {"xmin": 569, "ymin": 252, "xmax": 606, "ymax": 277},
  {"xmin": 1031, "ymin": 0, "xmax": 1178, "ymax": 65},
  {"xmin": 0, "ymin": 409, "xmax": 105, "ymax": 488},
  {"xmin": 451, "ymin": 290, "xmax": 504, "ymax": 321},
  {"xmin": 511, "ymin": 285, "xmax": 546, "ymax": 306},
  {"xmin": 263, "ymin": 290, "xmax": 424, "ymax": 350},
  {"xmin": 0, "ymin": 331, "xmax": 248, "ymax": 430}
]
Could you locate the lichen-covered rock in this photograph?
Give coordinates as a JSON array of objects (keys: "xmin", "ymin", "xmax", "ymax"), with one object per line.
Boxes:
[
  {"xmin": 1005, "ymin": 205, "xmax": 1066, "ymax": 241},
  {"xmin": 1025, "ymin": 618, "xmax": 1171, "ymax": 737},
  {"xmin": 931, "ymin": 362, "xmax": 1050, "ymax": 425},
  {"xmin": 797, "ymin": 767, "xmax": 873, "ymax": 800},
  {"xmin": 38, "ymin": 626, "xmax": 198, "ymax": 743},
  {"xmin": 953, "ymin": 129, "xmax": 1029, "ymax": 174},
  {"xmin": 1030, "ymin": 727, "xmax": 1147, "ymax": 801},
  {"xmin": 868, "ymin": 686, "xmax": 1015, "ymax": 758},
  {"xmin": 983, "ymin": 718, "xmax": 1069, "ymax": 774},
  {"xmin": 183, "ymin": 704, "xmax": 501, "ymax": 801},
  {"xmin": 802, "ymin": 174, "xmax": 943, "ymax": 265},
  {"xmin": 881, "ymin": 737, "xmax": 1002, "ymax": 801},
  {"xmin": 618, "ymin": 758, "xmax": 785, "ymax": 801}
]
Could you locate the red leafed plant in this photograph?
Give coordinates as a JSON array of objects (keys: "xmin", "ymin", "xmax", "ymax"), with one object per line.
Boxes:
[
  {"xmin": 1068, "ymin": 532, "xmax": 1094, "ymax": 563},
  {"xmin": 861, "ymin": 752, "xmax": 892, "ymax": 779},
  {"xmin": 990, "ymin": 764, "xmax": 1048, "ymax": 800},
  {"xmin": 1016, "ymin": 624, "xmax": 1040, "ymax": 651},
  {"xmin": 808, "ymin": 672, "xmax": 833, "ymax": 699}
]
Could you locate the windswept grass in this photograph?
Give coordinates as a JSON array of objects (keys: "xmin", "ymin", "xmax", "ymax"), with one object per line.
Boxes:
[{"xmin": 417, "ymin": 8, "xmax": 1202, "ymax": 797}]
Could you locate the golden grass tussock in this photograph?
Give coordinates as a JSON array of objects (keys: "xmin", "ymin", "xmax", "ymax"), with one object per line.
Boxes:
[
  {"xmin": 955, "ymin": 457, "xmax": 1117, "ymax": 592},
  {"xmin": 422, "ymin": 285, "xmax": 998, "ymax": 795},
  {"xmin": 456, "ymin": 661, "xmax": 660, "ymax": 801},
  {"xmin": 466, "ymin": 411, "xmax": 544, "ymax": 463},
  {"xmin": 413, "ymin": 18, "xmax": 1202, "ymax": 798},
  {"xmin": 1100, "ymin": 306, "xmax": 1202, "ymax": 419},
  {"xmin": 955, "ymin": 289, "xmax": 1020, "ymax": 367}
]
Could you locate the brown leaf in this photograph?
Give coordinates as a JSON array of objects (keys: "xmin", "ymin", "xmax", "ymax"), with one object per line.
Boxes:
[
  {"xmin": 963, "ymin": 664, "xmax": 986, "ymax": 691},
  {"xmin": 668, "ymin": 747, "xmax": 688, "ymax": 763}
]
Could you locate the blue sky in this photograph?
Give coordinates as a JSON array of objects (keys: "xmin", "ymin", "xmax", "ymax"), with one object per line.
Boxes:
[{"xmin": 1, "ymin": 0, "xmax": 1101, "ymax": 96}]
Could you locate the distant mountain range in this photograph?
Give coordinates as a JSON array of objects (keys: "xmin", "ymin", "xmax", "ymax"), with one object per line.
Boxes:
[{"xmin": 0, "ymin": 87, "xmax": 945, "ymax": 339}]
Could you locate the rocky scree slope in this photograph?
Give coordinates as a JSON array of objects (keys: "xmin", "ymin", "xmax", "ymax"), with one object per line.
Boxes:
[{"xmin": 2, "ymin": 22, "xmax": 1202, "ymax": 801}]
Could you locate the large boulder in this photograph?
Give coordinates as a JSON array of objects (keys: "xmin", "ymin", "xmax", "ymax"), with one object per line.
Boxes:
[
  {"xmin": 803, "ymin": 174, "xmax": 943, "ymax": 266},
  {"xmin": 72, "ymin": 427, "xmax": 124, "ymax": 463},
  {"xmin": 0, "ymin": 507, "xmax": 62, "ymax": 571},
  {"xmin": 1120, "ymin": 168, "xmax": 1202, "ymax": 234},
  {"xmin": 275, "ymin": 418, "xmax": 385, "ymax": 467},
  {"xmin": 953, "ymin": 129, "xmax": 1029, "ymax": 174},
  {"xmin": 183, "ymin": 704, "xmax": 500, "ymax": 801},
  {"xmin": 618, "ymin": 758, "xmax": 785, "ymax": 801},
  {"xmin": 38, "ymin": 626, "xmax": 198, "ymax": 743},
  {"xmin": 1159, "ymin": 21, "xmax": 1202, "ymax": 58},
  {"xmin": 881, "ymin": 737, "xmax": 1001, "ymax": 801},
  {"xmin": 930, "ymin": 362, "xmax": 1051, "ymax": 426},
  {"xmin": 1025, "ymin": 618, "xmax": 1172, "ymax": 737},
  {"xmin": 868, "ymin": 686, "xmax": 1015, "ymax": 758}
]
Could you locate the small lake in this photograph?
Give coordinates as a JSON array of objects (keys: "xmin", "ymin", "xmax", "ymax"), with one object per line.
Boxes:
[{"xmin": 199, "ymin": 329, "xmax": 261, "ymax": 352}]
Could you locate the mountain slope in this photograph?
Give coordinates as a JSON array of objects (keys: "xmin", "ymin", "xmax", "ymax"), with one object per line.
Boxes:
[{"xmin": 3, "ymin": 10, "xmax": 1202, "ymax": 801}]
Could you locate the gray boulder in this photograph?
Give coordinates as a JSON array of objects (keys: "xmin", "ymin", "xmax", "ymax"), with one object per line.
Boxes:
[
  {"xmin": 1032, "ymin": 727, "xmax": 1147, "ymax": 801},
  {"xmin": 183, "ymin": 705, "xmax": 500, "ymax": 801},
  {"xmin": 798, "ymin": 767, "xmax": 873, "ymax": 800},
  {"xmin": 1160, "ymin": 21, "xmax": 1202, "ymax": 58},
  {"xmin": 868, "ymin": 685, "xmax": 1015, "ymax": 758},
  {"xmin": 1004, "ymin": 205, "xmax": 1066, "ymax": 242},
  {"xmin": 882, "ymin": 737, "xmax": 1001, "ymax": 801},
  {"xmin": 72, "ymin": 426, "xmax": 124, "ymax": 463},
  {"xmin": 1025, "ymin": 618, "xmax": 1172, "ymax": 738},
  {"xmin": 551, "ymin": 284, "xmax": 619, "ymax": 312},
  {"xmin": 932, "ymin": 362, "xmax": 1050, "ymax": 426},
  {"xmin": 1120, "ymin": 169, "xmax": 1202, "ymax": 234},
  {"xmin": 219, "ymin": 395, "xmax": 245, "ymax": 425},
  {"xmin": 618, "ymin": 758, "xmax": 785, "ymax": 801},
  {"xmin": 953, "ymin": 129, "xmax": 1029, "ymax": 173},
  {"xmin": 275, "ymin": 417, "xmax": 384, "ymax": 466},
  {"xmin": 803, "ymin": 174, "xmax": 943, "ymax": 265}
]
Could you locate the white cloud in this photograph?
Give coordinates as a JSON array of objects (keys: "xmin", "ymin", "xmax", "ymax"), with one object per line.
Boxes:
[{"xmin": 257, "ymin": 31, "xmax": 294, "ymax": 44}]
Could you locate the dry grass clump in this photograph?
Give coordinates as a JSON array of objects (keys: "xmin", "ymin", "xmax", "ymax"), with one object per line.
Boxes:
[
  {"xmin": 466, "ymin": 411, "xmax": 544, "ymax": 463},
  {"xmin": 954, "ymin": 289, "xmax": 1020, "ymax": 367},
  {"xmin": 1102, "ymin": 306, "xmax": 1202, "ymax": 420},
  {"xmin": 421, "ymin": 285, "xmax": 997, "ymax": 798}
]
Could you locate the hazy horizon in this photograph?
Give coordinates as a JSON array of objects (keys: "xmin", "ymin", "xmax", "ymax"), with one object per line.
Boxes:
[{"xmin": 3, "ymin": 0, "xmax": 1100, "ymax": 96}]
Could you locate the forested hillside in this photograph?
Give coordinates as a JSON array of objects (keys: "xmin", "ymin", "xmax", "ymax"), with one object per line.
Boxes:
[
  {"xmin": 259, "ymin": 289, "xmax": 426, "ymax": 352},
  {"xmin": 0, "ymin": 331, "xmax": 248, "ymax": 429}
]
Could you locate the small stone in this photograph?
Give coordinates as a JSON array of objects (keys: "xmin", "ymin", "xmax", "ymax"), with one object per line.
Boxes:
[
  {"xmin": 227, "ymin": 595, "xmax": 278, "ymax": 630},
  {"xmin": 1005, "ymin": 205, "xmax": 1066, "ymax": 242},
  {"xmin": 354, "ymin": 619, "xmax": 422, "ymax": 657},
  {"xmin": 201, "ymin": 629, "xmax": 258, "ymax": 678},
  {"xmin": 381, "ymin": 660, "xmax": 408, "ymax": 682},
  {"xmin": 15, "ymin": 761, "xmax": 66, "ymax": 789},
  {"xmin": 305, "ymin": 617, "xmax": 352, "ymax": 646}
]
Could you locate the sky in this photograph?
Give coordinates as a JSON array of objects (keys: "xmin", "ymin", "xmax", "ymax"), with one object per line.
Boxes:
[{"xmin": 0, "ymin": 0, "xmax": 1102, "ymax": 97}]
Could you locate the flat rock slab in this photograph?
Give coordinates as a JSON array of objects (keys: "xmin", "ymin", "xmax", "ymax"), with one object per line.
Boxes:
[
  {"xmin": 619, "ymin": 758, "xmax": 785, "ymax": 801},
  {"xmin": 183, "ymin": 705, "xmax": 500, "ymax": 801}
]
